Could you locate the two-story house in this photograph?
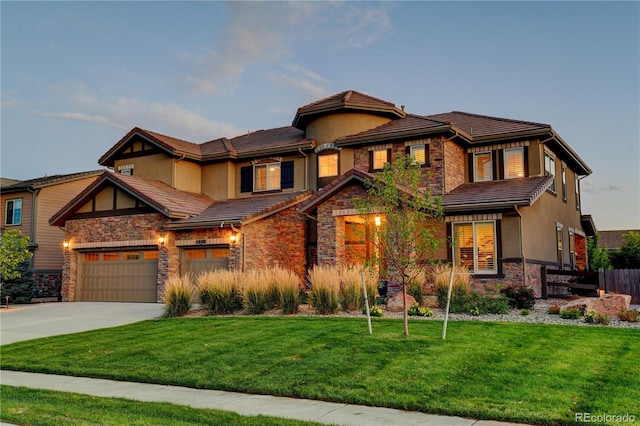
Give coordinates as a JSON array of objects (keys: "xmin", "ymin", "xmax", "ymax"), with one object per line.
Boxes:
[
  {"xmin": 1, "ymin": 171, "xmax": 103, "ymax": 299},
  {"xmin": 51, "ymin": 90, "xmax": 594, "ymax": 302}
]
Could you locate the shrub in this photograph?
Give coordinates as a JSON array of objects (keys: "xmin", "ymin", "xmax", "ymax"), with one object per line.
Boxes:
[
  {"xmin": 407, "ymin": 281, "xmax": 423, "ymax": 305},
  {"xmin": 197, "ymin": 270, "xmax": 243, "ymax": 314},
  {"xmin": 0, "ymin": 259, "xmax": 35, "ymax": 304},
  {"xmin": 161, "ymin": 275, "xmax": 194, "ymax": 317},
  {"xmin": 242, "ymin": 270, "xmax": 269, "ymax": 315},
  {"xmin": 434, "ymin": 264, "xmax": 470, "ymax": 309},
  {"xmin": 547, "ymin": 305, "xmax": 561, "ymax": 315},
  {"xmin": 308, "ymin": 265, "xmax": 340, "ymax": 314},
  {"xmin": 618, "ymin": 309, "xmax": 639, "ymax": 323},
  {"xmin": 365, "ymin": 305, "xmax": 383, "ymax": 317},
  {"xmin": 560, "ymin": 308, "xmax": 581, "ymax": 319},
  {"xmin": 520, "ymin": 309, "xmax": 530, "ymax": 316},
  {"xmin": 585, "ymin": 311, "xmax": 611, "ymax": 325},
  {"xmin": 408, "ymin": 303, "xmax": 433, "ymax": 317},
  {"xmin": 500, "ymin": 285, "xmax": 535, "ymax": 309}
]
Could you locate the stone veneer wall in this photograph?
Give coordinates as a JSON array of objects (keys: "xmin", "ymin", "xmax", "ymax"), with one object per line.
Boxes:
[
  {"xmin": 62, "ymin": 213, "xmax": 167, "ymax": 301},
  {"xmin": 33, "ymin": 271, "xmax": 62, "ymax": 300},
  {"xmin": 443, "ymin": 140, "xmax": 465, "ymax": 193},
  {"xmin": 242, "ymin": 205, "xmax": 308, "ymax": 279},
  {"xmin": 462, "ymin": 260, "xmax": 544, "ymax": 298}
]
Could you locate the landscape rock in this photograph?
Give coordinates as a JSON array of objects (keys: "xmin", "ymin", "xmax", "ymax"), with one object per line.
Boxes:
[
  {"xmin": 560, "ymin": 294, "xmax": 631, "ymax": 317},
  {"xmin": 386, "ymin": 292, "xmax": 416, "ymax": 312}
]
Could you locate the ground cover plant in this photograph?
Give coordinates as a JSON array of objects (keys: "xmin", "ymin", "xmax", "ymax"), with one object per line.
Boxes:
[
  {"xmin": 0, "ymin": 385, "xmax": 323, "ymax": 426},
  {"xmin": 2, "ymin": 317, "xmax": 638, "ymax": 425}
]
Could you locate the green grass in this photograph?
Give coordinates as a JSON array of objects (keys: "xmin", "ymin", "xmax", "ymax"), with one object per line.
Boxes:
[
  {"xmin": 2, "ymin": 317, "xmax": 639, "ymax": 425},
  {"xmin": 0, "ymin": 385, "xmax": 323, "ymax": 426}
]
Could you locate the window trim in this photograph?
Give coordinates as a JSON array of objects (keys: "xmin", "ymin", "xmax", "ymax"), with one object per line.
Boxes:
[
  {"xmin": 253, "ymin": 161, "xmax": 281, "ymax": 192},
  {"xmin": 575, "ymin": 175, "xmax": 580, "ymax": 210},
  {"xmin": 409, "ymin": 144, "xmax": 427, "ymax": 166},
  {"xmin": 556, "ymin": 223, "xmax": 563, "ymax": 269},
  {"xmin": 452, "ymin": 220, "xmax": 498, "ymax": 275},
  {"xmin": 503, "ymin": 147, "xmax": 525, "ymax": 179},
  {"xmin": 473, "ymin": 152, "xmax": 493, "ymax": 182},
  {"xmin": 4, "ymin": 198, "xmax": 23, "ymax": 226},
  {"xmin": 544, "ymin": 151, "xmax": 556, "ymax": 193},
  {"xmin": 370, "ymin": 148, "xmax": 390, "ymax": 171}
]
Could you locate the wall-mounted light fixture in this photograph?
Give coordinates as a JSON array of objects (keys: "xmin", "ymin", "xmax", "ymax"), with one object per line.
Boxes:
[
  {"xmin": 230, "ymin": 233, "xmax": 237, "ymax": 243},
  {"xmin": 374, "ymin": 216, "xmax": 381, "ymax": 227},
  {"xmin": 158, "ymin": 236, "xmax": 165, "ymax": 246},
  {"xmin": 63, "ymin": 240, "xmax": 70, "ymax": 250}
]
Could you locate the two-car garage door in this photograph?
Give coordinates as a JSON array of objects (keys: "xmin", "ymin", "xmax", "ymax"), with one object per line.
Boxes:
[{"xmin": 77, "ymin": 250, "xmax": 158, "ymax": 302}]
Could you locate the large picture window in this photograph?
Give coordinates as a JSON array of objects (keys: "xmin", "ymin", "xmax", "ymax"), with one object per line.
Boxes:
[
  {"xmin": 254, "ymin": 162, "xmax": 281, "ymax": 191},
  {"xmin": 504, "ymin": 148, "xmax": 524, "ymax": 179},
  {"xmin": 318, "ymin": 153, "xmax": 338, "ymax": 178},
  {"xmin": 5, "ymin": 199, "xmax": 22, "ymax": 226},
  {"xmin": 474, "ymin": 152, "xmax": 493, "ymax": 182},
  {"xmin": 453, "ymin": 221, "xmax": 497, "ymax": 274}
]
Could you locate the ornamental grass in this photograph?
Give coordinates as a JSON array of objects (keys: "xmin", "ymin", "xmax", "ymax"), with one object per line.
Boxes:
[
  {"xmin": 338, "ymin": 265, "xmax": 376, "ymax": 312},
  {"xmin": 434, "ymin": 264, "xmax": 471, "ymax": 309},
  {"xmin": 242, "ymin": 269, "xmax": 270, "ymax": 315},
  {"xmin": 307, "ymin": 265, "xmax": 340, "ymax": 314},
  {"xmin": 197, "ymin": 269, "xmax": 243, "ymax": 314},
  {"xmin": 161, "ymin": 274, "xmax": 195, "ymax": 318}
]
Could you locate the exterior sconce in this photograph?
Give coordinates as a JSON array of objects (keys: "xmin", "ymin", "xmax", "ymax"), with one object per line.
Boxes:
[
  {"xmin": 158, "ymin": 236, "xmax": 165, "ymax": 246},
  {"xmin": 230, "ymin": 233, "xmax": 237, "ymax": 243},
  {"xmin": 63, "ymin": 240, "xmax": 70, "ymax": 250},
  {"xmin": 374, "ymin": 216, "xmax": 381, "ymax": 227}
]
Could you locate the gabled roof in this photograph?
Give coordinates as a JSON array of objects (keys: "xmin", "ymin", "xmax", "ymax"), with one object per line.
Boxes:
[
  {"xmin": 299, "ymin": 169, "xmax": 374, "ymax": 214},
  {"xmin": 442, "ymin": 176, "xmax": 553, "ymax": 211},
  {"xmin": 336, "ymin": 114, "xmax": 451, "ymax": 146},
  {"xmin": 50, "ymin": 172, "xmax": 213, "ymax": 226},
  {"xmin": 165, "ymin": 191, "xmax": 312, "ymax": 229},
  {"xmin": 292, "ymin": 90, "xmax": 406, "ymax": 129},
  {"xmin": 0, "ymin": 170, "xmax": 104, "ymax": 194},
  {"xmin": 229, "ymin": 126, "xmax": 312, "ymax": 156}
]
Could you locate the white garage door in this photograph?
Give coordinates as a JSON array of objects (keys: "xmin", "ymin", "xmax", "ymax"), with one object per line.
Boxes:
[{"xmin": 78, "ymin": 250, "xmax": 158, "ymax": 302}]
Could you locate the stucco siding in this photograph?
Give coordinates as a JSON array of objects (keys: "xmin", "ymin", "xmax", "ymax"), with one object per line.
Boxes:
[
  {"xmin": 306, "ymin": 113, "xmax": 391, "ymax": 144},
  {"xmin": 114, "ymin": 153, "xmax": 174, "ymax": 187}
]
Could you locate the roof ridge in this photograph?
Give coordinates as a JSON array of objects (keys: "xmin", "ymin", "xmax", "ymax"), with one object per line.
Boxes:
[{"xmin": 444, "ymin": 111, "xmax": 550, "ymax": 127}]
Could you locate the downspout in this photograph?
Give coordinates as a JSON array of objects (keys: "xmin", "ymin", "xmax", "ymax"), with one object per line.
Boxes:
[
  {"xmin": 172, "ymin": 154, "xmax": 186, "ymax": 189},
  {"xmin": 27, "ymin": 187, "xmax": 40, "ymax": 271},
  {"xmin": 298, "ymin": 148, "xmax": 308, "ymax": 191},
  {"xmin": 514, "ymin": 205, "xmax": 527, "ymax": 287}
]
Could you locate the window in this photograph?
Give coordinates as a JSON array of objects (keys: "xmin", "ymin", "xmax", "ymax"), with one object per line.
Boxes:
[
  {"xmin": 410, "ymin": 145, "xmax": 427, "ymax": 165},
  {"xmin": 474, "ymin": 152, "xmax": 493, "ymax": 182},
  {"xmin": 123, "ymin": 252, "xmax": 140, "ymax": 261},
  {"xmin": 5, "ymin": 199, "xmax": 22, "ymax": 226},
  {"xmin": 83, "ymin": 253, "xmax": 99, "ymax": 262},
  {"xmin": 504, "ymin": 148, "xmax": 524, "ymax": 179},
  {"xmin": 371, "ymin": 149, "xmax": 389, "ymax": 170},
  {"xmin": 318, "ymin": 153, "xmax": 338, "ymax": 178},
  {"xmin": 453, "ymin": 221, "xmax": 497, "ymax": 274},
  {"xmin": 556, "ymin": 225, "xmax": 563, "ymax": 269},
  {"xmin": 254, "ymin": 162, "xmax": 281, "ymax": 191},
  {"xmin": 103, "ymin": 252, "xmax": 120, "ymax": 261},
  {"xmin": 544, "ymin": 151, "xmax": 556, "ymax": 193},
  {"xmin": 568, "ymin": 230, "xmax": 575, "ymax": 270},
  {"xmin": 117, "ymin": 164, "xmax": 134, "ymax": 175},
  {"xmin": 561, "ymin": 165, "xmax": 567, "ymax": 201}
]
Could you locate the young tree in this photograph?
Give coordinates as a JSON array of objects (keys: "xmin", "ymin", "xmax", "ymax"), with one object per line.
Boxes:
[
  {"xmin": 356, "ymin": 155, "xmax": 444, "ymax": 336},
  {"xmin": 587, "ymin": 233, "xmax": 611, "ymax": 271},
  {"xmin": 0, "ymin": 229, "xmax": 32, "ymax": 281}
]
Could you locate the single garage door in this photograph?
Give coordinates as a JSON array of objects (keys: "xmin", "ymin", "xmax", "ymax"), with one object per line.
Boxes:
[
  {"xmin": 78, "ymin": 250, "xmax": 158, "ymax": 302},
  {"xmin": 183, "ymin": 246, "xmax": 229, "ymax": 278}
]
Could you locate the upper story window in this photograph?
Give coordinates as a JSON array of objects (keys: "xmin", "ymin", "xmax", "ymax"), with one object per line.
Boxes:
[
  {"xmin": 504, "ymin": 148, "xmax": 524, "ymax": 179},
  {"xmin": 5, "ymin": 198, "xmax": 22, "ymax": 226},
  {"xmin": 318, "ymin": 153, "xmax": 339, "ymax": 178},
  {"xmin": 544, "ymin": 151, "xmax": 556, "ymax": 193},
  {"xmin": 474, "ymin": 152, "xmax": 493, "ymax": 182},
  {"xmin": 556, "ymin": 223, "xmax": 563, "ymax": 269},
  {"xmin": 254, "ymin": 162, "xmax": 281, "ymax": 191},
  {"xmin": 369, "ymin": 148, "xmax": 390, "ymax": 171},
  {"xmin": 575, "ymin": 175, "xmax": 580, "ymax": 210},
  {"xmin": 561, "ymin": 165, "xmax": 567, "ymax": 202}
]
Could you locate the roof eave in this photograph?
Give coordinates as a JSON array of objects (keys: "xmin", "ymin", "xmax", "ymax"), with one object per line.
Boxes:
[
  {"xmin": 336, "ymin": 125, "xmax": 452, "ymax": 147},
  {"xmin": 293, "ymin": 103, "xmax": 406, "ymax": 129}
]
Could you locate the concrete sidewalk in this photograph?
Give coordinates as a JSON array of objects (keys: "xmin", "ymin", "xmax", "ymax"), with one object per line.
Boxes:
[{"xmin": 1, "ymin": 370, "xmax": 527, "ymax": 426}]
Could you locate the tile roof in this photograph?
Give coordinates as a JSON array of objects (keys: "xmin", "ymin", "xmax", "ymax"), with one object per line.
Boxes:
[
  {"xmin": 336, "ymin": 114, "xmax": 450, "ymax": 145},
  {"xmin": 0, "ymin": 170, "xmax": 104, "ymax": 193},
  {"xmin": 598, "ymin": 229, "xmax": 640, "ymax": 250},
  {"xmin": 293, "ymin": 90, "xmax": 405, "ymax": 129},
  {"xmin": 299, "ymin": 169, "xmax": 374, "ymax": 214},
  {"xmin": 427, "ymin": 111, "xmax": 550, "ymax": 141},
  {"xmin": 229, "ymin": 126, "xmax": 312, "ymax": 156},
  {"xmin": 50, "ymin": 172, "xmax": 213, "ymax": 226},
  {"xmin": 167, "ymin": 191, "xmax": 312, "ymax": 228},
  {"xmin": 442, "ymin": 176, "xmax": 553, "ymax": 210}
]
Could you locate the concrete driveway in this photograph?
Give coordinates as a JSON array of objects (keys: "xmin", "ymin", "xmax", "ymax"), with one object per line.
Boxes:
[{"xmin": 0, "ymin": 302, "xmax": 164, "ymax": 345}]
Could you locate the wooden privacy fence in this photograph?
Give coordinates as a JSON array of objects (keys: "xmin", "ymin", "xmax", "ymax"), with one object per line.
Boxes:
[{"xmin": 599, "ymin": 269, "xmax": 640, "ymax": 304}]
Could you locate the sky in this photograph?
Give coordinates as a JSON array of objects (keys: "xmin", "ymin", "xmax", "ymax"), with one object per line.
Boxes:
[{"xmin": 1, "ymin": 1, "xmax": 638, "ymax": 231}]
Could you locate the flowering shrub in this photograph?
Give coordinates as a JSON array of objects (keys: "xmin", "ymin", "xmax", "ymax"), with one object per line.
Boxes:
[
  {"xmin": 500, "ymin": 285, "xmax": 535, "ymax": 309},
  {"xmin": 408, "ymin": 304, "xmax": 433, "ymax": 317}
]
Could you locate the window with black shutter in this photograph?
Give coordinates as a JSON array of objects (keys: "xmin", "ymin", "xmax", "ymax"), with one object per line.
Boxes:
[
  {"xmin": 281, "ymin": 161, "xmax": 294, "ymax": 189},
  {"xmin": 240, "ymin": 166, "xmax": 253, "ymax": 193}
]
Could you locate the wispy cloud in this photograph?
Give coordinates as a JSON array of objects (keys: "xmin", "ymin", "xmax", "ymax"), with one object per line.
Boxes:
[
  {"xmin": 581, "ymin": 181, "xmax": 630, "ymax": 194},
  {"xmin": 1, "ymin": 92, "xmax": 22, "ymax": 108},
  {"xmin": 266, "ymin": 64, "xmax": 332, "ymax": 100},
  {"xmin": 31, "ymin": 86, "xmax": 244, "ymax": 141},
  {"xmin": 183, "ymin": 2, "xmax": 393, "ymax": 94}
]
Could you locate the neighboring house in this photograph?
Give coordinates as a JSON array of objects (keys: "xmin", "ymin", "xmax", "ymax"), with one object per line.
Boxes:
[
  {"xmin": 599, "ymin": 230, "xmax": 640, "ymax": 252},
  {"xmin": 51, "ymin": 90, "xmax": 594, "ymax": 302},
  {"xmin": 1, "ymin": 171, "xmax": 103, "ymax": 298}
]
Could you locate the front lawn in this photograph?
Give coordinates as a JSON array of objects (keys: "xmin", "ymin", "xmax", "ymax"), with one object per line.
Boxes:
[{"xmin": 1, "ymin": 317, "xmax": 638, "ymax": 425}]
